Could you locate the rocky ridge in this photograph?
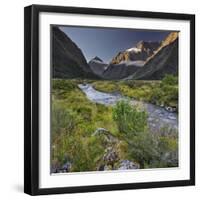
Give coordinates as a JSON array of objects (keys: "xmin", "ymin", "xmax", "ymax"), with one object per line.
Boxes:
[
  {"xmin": 110, "ymin": 41, "xmax": 161, "ymax": 64},
  {"xmin": 126, "ymin": 32, "xmax": 179, "ymax": 80}
]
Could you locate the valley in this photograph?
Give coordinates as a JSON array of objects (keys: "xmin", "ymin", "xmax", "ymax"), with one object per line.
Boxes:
[{"xmin": 51, "ymin": 26, "xmax": 179, "ymax": 173}]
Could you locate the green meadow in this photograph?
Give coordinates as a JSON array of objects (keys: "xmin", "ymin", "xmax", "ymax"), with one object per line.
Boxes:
[{"xmin": 51, "ymin": 75, "xmax": 178, "ymax": 173}]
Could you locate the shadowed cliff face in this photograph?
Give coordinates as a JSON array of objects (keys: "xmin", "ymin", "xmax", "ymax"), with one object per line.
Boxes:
[
  {"xmin": 52, "ymin": 26, "xmax": 99, "ymax": 79},
  {"xmin": 126, "ymin": 32, "xmax": 179, "ymax": 80},
  {"xmin": 145, "ymin": 32, "xmax": 179, "ymax": 64},
  {"xmin": 102, "ymin": 62, "xmax": 142, "ymax": 80}
]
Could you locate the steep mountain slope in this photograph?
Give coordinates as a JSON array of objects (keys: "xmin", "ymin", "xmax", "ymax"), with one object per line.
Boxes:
[
  {"xmin": 88, "ymin": 57, "xmax": 108, "ymax": 76},
  {"xmin": 111, "ymin": 41, "xmax": 161, "ymax": 64},
  {"xmin": 52, "ymin": 26, "xmax": 98, "ymax": 79},
  {"xmin": 126, "ymin": 32, "xmax": 178, "ymax": 80},
  {"xmin": 102, "ymin": 61, "xmax": 143, "ymax": 80}
]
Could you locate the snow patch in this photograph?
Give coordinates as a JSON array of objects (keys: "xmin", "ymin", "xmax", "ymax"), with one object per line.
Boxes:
[
  {"xmin": 118, "ymin": 60, "xmax": 145, "ymax": 67},
  {"xmin": 126, "ymin": 47, "xmax": 141, "ymax": 53}
]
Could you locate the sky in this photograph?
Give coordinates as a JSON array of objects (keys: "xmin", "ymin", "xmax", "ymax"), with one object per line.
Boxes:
[{"xmin": 60, "ymin": 26, "xmax": 171, "ymax": 63}]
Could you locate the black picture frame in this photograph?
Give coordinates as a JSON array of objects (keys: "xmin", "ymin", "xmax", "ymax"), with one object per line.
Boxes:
[{"xmin": 24, "ymin": 4, "xmax": 195, "ymax": 196}]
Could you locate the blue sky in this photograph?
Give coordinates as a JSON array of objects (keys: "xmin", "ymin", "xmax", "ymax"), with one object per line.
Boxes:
[{"xmin": 59, "ymin": 26, "xmax": 171, "ymax": 63}]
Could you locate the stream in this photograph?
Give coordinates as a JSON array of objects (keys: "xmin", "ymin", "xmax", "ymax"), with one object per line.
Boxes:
[{"xmin": 78, "ymin": 84, "xmax": 178, "ymax": 133}]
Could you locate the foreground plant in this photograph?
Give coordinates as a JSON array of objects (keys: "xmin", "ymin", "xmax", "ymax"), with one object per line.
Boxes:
[{"xmin": 112, "ymin": 100, "xmax": 178, "ymax": 168}]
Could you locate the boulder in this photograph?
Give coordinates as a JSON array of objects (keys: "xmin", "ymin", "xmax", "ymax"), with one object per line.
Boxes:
[
  {"xmin": 93, "ymin": 128, "xmax": 118, "ymax": 143},
  {"xmin": 117, "ymin": 160, "xmax": 140, "ymax": 170},
  {"xmin": 103, "ymin": 147, "xmax": 119, "ymax": 166},
  {"xmin": 51, "ymin": 161, "xmax": 72, "ymax": 173}
]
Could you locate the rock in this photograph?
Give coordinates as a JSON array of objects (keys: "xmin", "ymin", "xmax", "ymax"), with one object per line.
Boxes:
[
  {"xmin": 117, "ymin": 160, "xmax": 140, "ymax": 170},
  {"xmin": 165, "ymin": 106, "xmax": 176, "ymax": 112},
  {"xmin": 98, "ymin": 165, "xmax": 106, "ymax": 171},
  {"xmin": 97, "ymin": 147, "xmax": 120, "ymax": 171},
  {"xmin": 104, "ymin": 165, "xmax": 112, "ymax": 170},
  {"xmin": 51, "ymin": 162, "xmax": 72, "ymax": 173},
  {"xmin": 148, "ymin": 117, "xmax": 154, "ymax": 122},
  {"xmin": 168, "ymin": 115, "xmax": 177, "ymax": 120},
  {"xmin": 93, "ymin": 128, "xmax": 118, "ymax": 143},
  {"xmin": 98, "ymin": 165, "xmax": 112, "ymax": 171},
  {"xmin": 51, "ymin": 167, "xmax": 59, "ymax": 173},
  {"xmin": 98, "ymin": 160, "xmax": 140, "ymax": 171},
  {"xmin": 51, "ymin": 160, "xmax": 61, "ymax": 173},
  {"xmin": 94, "ymin": 128, "xmax": 121, "ymax": 170},
  {"xmin": 161, "ymin": 151, "xmax": 178, "ymax": 167},
  {"xmin": 60, "ymin": 162, "xmax": 72, "ymax": 172},
  {"xmin": 93, "ymin": 128, "xmax": 109, "ymax": 135},
  {"xmin": 103, "ymin": 147, "xmax": 119, "ymax": 167},
  {"xmin": 151, "ymin": 123, "xmax": 156, "ymax": 127},
  {"xmin": 160, "ymin": 103, "xmax": 165, "ymax": 107}
]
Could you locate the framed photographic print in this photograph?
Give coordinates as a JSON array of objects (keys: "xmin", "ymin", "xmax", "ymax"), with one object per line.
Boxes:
[{"xmin": 24, "ymin": 4, "xmax": 195, "ymax": 195}]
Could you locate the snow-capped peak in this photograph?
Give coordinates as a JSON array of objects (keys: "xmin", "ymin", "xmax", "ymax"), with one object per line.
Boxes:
[{"xmin": 126, "ymin": 47, "xmax": 142, "ymax": 53}]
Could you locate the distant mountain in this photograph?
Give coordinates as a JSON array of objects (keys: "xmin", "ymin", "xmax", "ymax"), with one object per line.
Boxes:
[
  {"xmin": 52, "ymin": 26, "xmax": 98, "ymax": 79},
  {"xmin": 126, "ymin": 32, "xmax": 178, "ymax": 80},
  {"xmin": 110, "ymin": 41, "xmax": 161, "ymax": 64},
  {"xmin": 90, "ymin": 56, "xmax": 103, "ymax": 62},
  {"xmin": 88, "ymin": 57, "xmax": 108, "ymax": 76}
]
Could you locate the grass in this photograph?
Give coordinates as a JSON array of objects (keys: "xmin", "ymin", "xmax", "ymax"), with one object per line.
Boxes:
[
  {"xmin": 92, "ymin": 75, "xmax": 178, "ymax": 111},
  {"xmin": 51, "ymin": 77, "xmax": 178, "ymax": 172},
  {"xmin": 51, "ymin": 79, "xmax": 119, "ymax": 172}
]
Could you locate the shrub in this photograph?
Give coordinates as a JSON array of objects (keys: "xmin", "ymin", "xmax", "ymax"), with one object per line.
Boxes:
[
  {"xmin": 112, "ymin": 100, "xmax": 148, "ymax": 137},
  {"xmin": 52, "ymin": 102, "xmax": 77, "ymax": 137},
  {"xmin": 112, "ymin": 100, "xmax": 178, "ymax": 168},
  {"xmin": 161, "ymin": 74, "xmax": 178, "ymax": 86},
  {"xmin": 150, "ymin": 75, "xmax": 178, "ymax": 109},
  {"xmin": 51, "ymin": 101, "xmax": 106, "ymax": 171},
  {"xmin": 156, "ymin": 134, "xmax": 178, "ymax": 167},
  {"xmin": 64, "ymin": 135, "xmax": 104, "ymax": 172},
  {"xmin": 112, "ymin": 100, "xmax": 156, "ymax": 168},
  {"xmin": 92, "ymin": 81, "xmax": 118, "ymax": 93},
  {"xmin": 51, "ymin": 102, "xmax": 78, "ymax": 164},
  {"xmin": 128, "ymin": 133, "xmax": 159, "ymax": 168},
  {"xmin": 52, "ymin": 79, "xmax": 76, "ymax": 91}
]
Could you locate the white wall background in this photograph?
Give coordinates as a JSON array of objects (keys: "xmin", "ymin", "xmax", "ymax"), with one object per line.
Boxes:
[{"xmin": 0, "ymin": 0, "xmax": 199, "ymax": 199}]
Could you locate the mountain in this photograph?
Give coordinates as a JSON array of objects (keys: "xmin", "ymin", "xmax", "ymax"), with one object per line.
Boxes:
[
  {"xmin": 88, "ymin": 57, "xmax": 108, "ymax": 76},
  {"xmin": 102, "ymin": 40, "xmax": 160, "ymax": 80},
  {"xmin": 52, "ymin": 27, "xmax": 178, "ymax": 81},
  {"xmin": 102, "ymin": 61, "xmax": 143, "ymax": 80},
  {"xmin": 90, "ymin": 56, "xmax": 103, "ymax": 62},
  {"xmin": 126, "ymin": 32, "xmax": 178, "ymax": 80},
  {"xmin": 52, "ymin": 26, "xmax": 98, "ymax": 79},
  {"xmin": 111, "ymin": 41, "xmax": 161, "ymax": 64}
]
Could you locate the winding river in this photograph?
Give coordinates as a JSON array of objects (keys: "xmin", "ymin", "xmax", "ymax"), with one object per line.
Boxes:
[{"xmin": 78, "ymin": 84, "xmax": 178, "ymax": 133}]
